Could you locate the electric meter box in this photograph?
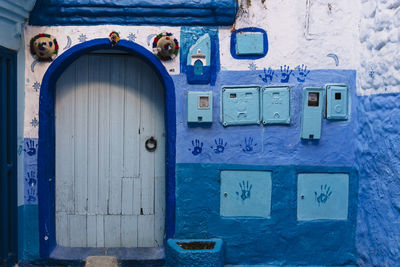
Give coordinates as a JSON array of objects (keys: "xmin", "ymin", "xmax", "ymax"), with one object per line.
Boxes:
[
  {"xmin": 297, "ymin": 173, "xmax": 349, "ymax": 221},
  {"xmin": 262, "ymin": 86, "xmax": 290, "ymax": 124},
  {"xmin": 187, "ymin": 91, "xmax": 213, "ymax": 123},
  {"xmin": 221, "ymin": 86, "xmax": 260, "ymax": 126},
  {"xmin": 326, "ymin": 84, "xmax": 349, "ymax": 120},
  {"xmin": 220, "ymin": 170, "xmax": 272, "ymax": 218},
  {"xmin": 301, "ymin": 87, "xmax": 325, "ymax": 139}
]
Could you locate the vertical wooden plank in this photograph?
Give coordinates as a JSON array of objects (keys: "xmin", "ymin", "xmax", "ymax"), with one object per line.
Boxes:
[
  {"xmin": 96, "ymin": 215, "xmax": 104, "ymax": 248},
  {"xmin": 97, "ymin": 56, "xmax": 111, "ymax": 214},
  {"xmin": 55, "ymin": 62, "xmax": 75, "ymax": 213},
  {"xmin": 109, "ymin": 55, "xmax": 125, "ymax": 215},
  {"xmin": 123, "ymin": 57, "xmax": 141, "ymax": 178},
  {"xmin": 104, "ymin": 215, "xmax": 121, "ymax": 247},
  {"xmin": 132, "ymin": 178, "xmax": 141, "ymax": 215},
  {"xmin": 153, "ymin": 74, "xmax": 166, "ymax": 246},
  {"xmin": 56, "ymin": 212, "xmax": 70, "ymax": 247},
  {"xmin": 154, "ymin": 175, "xmax": 165, "ymax": 247},
  {"xmin": 138, "ymin": 215, "xmax": 155, "ymax": 247},
  {"xmin": 87, "ymin": 215, "xmax": 97, "ymax": 247},
  {"xmin": 87, "ymin": 55, "xmax": 100, "ymax": 215},
  {"xmin": 69, "ymin": 215, "xmax": 87, "ymax": 247},
  {"xmin": 74, "ymin": 56, "xmax": 89, "ymax": 214},
  {"xmin": 121, "ymin": 215, "xmax": 138, "ymax": 247},
  {"xmin": 122, "ymin": 178, "xmax": 133, "ymax": 215},
  {"xmin": 139, "ymin": 62, "xmax": 155, "ymax": 215}
]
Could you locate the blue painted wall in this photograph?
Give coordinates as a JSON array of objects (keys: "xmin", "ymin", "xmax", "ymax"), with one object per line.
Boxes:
[
  {"xmin": 356, "ymin": 93, "xmax": 400, "ymax": 266},
  {"xmin": 175, "ymin": 163, "xmax": 358, "ymax": 266},
  {"xmin": 171, "ymin": 69, "xmax": 359, "ymax": 265},
  {"xmin": 173, "ymin": 69, "xmax": 357, "ymax": 166}
]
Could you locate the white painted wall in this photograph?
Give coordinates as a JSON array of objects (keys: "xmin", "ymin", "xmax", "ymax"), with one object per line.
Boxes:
[{"xmin": 358, "ymin": 0, "xmax": 400, "ymax": 95}]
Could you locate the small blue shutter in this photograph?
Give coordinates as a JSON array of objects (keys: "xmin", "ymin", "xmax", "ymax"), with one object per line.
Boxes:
[{"xmin": 194, "ymin": 60, "xmax": 204, "ymax": 75}]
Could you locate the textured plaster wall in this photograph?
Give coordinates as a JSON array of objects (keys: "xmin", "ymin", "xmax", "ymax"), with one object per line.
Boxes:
[
  {"xmin": 356, "ymin": 94, "xmax": 400, "ymax": 266},
  {"xmin": 355, "ymin": 0, "xmax": 400, "ymax": 265},
  {"xmin": 358, "ymin": 0, "xmax": 400, "ymax": 95}
]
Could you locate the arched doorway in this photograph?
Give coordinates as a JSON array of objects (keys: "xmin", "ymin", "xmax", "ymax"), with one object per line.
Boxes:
[{"xmin": 38, "ymin": 39, "xmax": 176, "ymax": 259}]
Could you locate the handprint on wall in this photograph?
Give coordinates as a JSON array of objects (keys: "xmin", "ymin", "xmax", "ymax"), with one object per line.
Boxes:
[
  {"xmin": 211, "ymin": 138, "xmax": 227, "ymax": 154},
  {"xmin": 236, "ymin": 180, "xmax": 252, "ymax": 201},
  {"xmin": 294, "ymin": 64, "xmax": 310, "ymax": 82},
  {"xmin": 25, "ymin": 187, "xmax": 37, "ymax": 204},
  {"xmin": 189, "ymin": 139, "xmax": 203, "ymax": 156},
  {"xmin": 279, "ymin": 65, "xmax": 292, "ymax": 83},
  {"xmin": 259, "ymin": 67, "xmax": 274, "ymax": 83},
  {"xmin": 24, "ymin": 139, "xmax": 38, "ymax": 156},
  {"xmin": 240, "ymin": 137, "xmax": 257, "ymax": 154},
  {"xmin": 25, "ymin": 171, "xmax": 37, "ymax": 187},
  {"xmin": 315, "ymin": 184, "xmax": 332, "ymax": 206}
]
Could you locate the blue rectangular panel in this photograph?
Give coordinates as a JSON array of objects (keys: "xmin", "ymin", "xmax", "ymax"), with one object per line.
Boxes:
[
  {"xmin": 220, "ymin": 171, "xmax": 272, "ymax": 218},
  {"xmin": 297, "ymin": 173, "xmax": 349, "ymax": 221},
  {"xmin": 326, "ymin": 84, "xmax": 349, "ymax": 120},
  {"xmin": 236, "ymin": 32, "xmax": 265, "ymax": 56},
  {"xmin": 222, "ymin": 86, "xmax": 260, "ymax": 126},
  {"xmin": 301, "ymin": 87, "xmax": 324, "ymax": 139},
  {"xmin": 262, "ymin": 86, "xmax": 290, "ymax": 124},
  {"xmin": 187, "ymin": 91, "xmax": 213, "ymax": 123}
]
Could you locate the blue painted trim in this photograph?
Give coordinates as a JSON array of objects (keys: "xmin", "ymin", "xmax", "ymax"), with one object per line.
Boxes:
[
  {"xmin": 37, "ymin": 39, "xmax": 176, "ymax": 259},
  {"xmin": 29, "ymin": 0, "xmax": 238, "ymax": 26},
  {"xmin": 230, "ymin": 28, "xmax": 268, "ymax": 60}
]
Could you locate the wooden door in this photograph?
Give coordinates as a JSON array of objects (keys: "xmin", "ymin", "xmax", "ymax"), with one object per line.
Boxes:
[
  {"xmin": 55, "ymin": 54, "xmax": 165, "ymax": 248},
  {"xmin": 0, "ymin": 46, "xmax": 17, "ymax": 265}
]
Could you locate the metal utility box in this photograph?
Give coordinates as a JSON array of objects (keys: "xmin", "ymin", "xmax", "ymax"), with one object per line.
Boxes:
[
  {"xmin": 220, "ymin": 170, "xmax": 272, "ymax": 218},
  {"xmin": 297, "ymin": 173, "xmax": 349, "ymax": 221},
  {"xmin": 326, "ymin": 84, "xmax": 349, "ymax": 120},
  {"xmin": 262, "ymin": 86, "xmax": 290, "ymax": 124},
  {"xmin": 235, "ymin": 32, "xmax": 265, "ymax": 56},
  {"xmin": 301, "ymin": 87, "xmax": 324, "ymax": 139},
  {"xmin": 187, "ymin": 91, "xmax": 213, "ymax": 123},
  {"xmin": 221, "ymin": 86, "xmax": 260, "ymax": 126}
]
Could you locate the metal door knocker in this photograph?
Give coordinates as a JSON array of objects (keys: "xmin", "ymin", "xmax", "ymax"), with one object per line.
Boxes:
[{"xmin": 145, "ymin": 137, "xmax": 157, "ymax": 152}]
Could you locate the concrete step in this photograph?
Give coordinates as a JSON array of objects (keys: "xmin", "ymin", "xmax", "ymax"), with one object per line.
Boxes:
[{"xmin": 85, "ymin": 256, "xmax": 118, "ymax": 267}]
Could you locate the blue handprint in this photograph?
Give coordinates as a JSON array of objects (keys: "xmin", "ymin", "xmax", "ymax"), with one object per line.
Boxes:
[
  {"xmin": 210, "ymin": 138, "xmax": 227, "ymax": 154},
  {"xmin": 315, "ymin": 184, "xmax": 332, "ymax": 206},
  {"xmin": 189, "ymin": 139, "xmax": 203, "ymax": 156},
  {"xmin": 25, "ymin": 187, "xmax": 37, "ymax": 203},
  {"xmin": 236, "ymin": 180, "xmax": 252, "ymax": 201},
  {"xmin": 240, "ymin": 137, "xmax": 257, "ymax": 153},
  {"xmin": 25, "ymin": 171, "xmax": 37, "ymax": 187},
  {"xmin": 280, "ymin": 65, "xmax": 292, "ymax": 83},
  {"xmin": 295, "ymin": 64, "xmax": 310, "ymax": 82},
  {"xmin": 24, "ymin": 139, "xmax": 38, "ymax": 156},
  {"xmin": 259, "ymin": 67, "xmax": 274, "ymax": 83}
]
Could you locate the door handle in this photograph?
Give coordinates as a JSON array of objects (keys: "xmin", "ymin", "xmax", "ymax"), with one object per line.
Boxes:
[{"xmin": 145, "ymin": 136, "xmax": 157, "ymax": 152}]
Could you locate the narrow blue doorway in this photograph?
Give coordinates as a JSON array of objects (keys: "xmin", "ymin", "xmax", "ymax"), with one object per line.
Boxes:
[{"xmin": 0, "ymin": 46, "xmax": 18, "ymax": 266}]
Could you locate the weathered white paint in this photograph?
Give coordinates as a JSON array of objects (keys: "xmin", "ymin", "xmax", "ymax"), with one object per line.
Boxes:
[
  {"xmin": 219, "ymin": 0, "xmax": 360, "ymax": 71},
  {"xmin": 55, "ymin": 54, "xmax": 165, "ymax": 248},
  {"xmin": 358, "ymin": 0, "xmax": 400, "ymax": 95}
]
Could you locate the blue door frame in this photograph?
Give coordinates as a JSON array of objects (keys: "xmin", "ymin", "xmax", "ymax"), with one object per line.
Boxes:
[
  {"xmin": 0, "ymin": 46, "xmax": 18, "ymax": 265},
  {"xmin": 38, "ymin": 39, "xmax": 176, "ymax": 259}
]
